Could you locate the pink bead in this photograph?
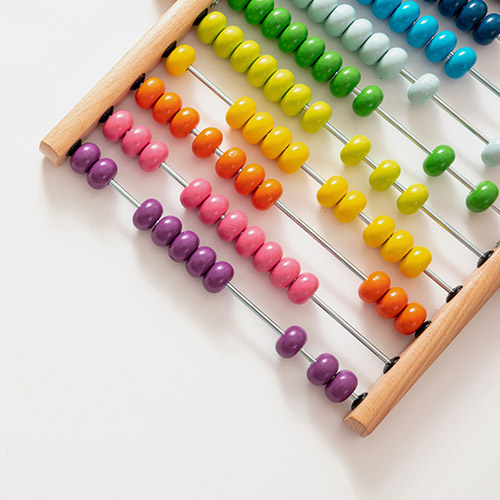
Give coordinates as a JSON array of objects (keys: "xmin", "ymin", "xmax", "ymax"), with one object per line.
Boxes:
[
  {"xmin": 287, "ymin": 273, "xmax": 319, "ymax": 304},
  {"xmin": 102, "ymin": 110, "xmax": 134, "ymax": 142},
  {"xmin": 138, "ymin": 141, "xmax": 169, "ymax": 172},
  {"xmin": 121, "ymin": 125, "xmax": 151, "ymax": 157},
  {"xmin": 269, "ymin": 257, "xmax": 301, "ymax": 289},
  {"xmin": 217, "ymin": 210, "xmax": 248, "ymax": 242},
  {"xmin": 180, "ymin": 178, "xmax": 212, "ymax": 210},
  {"xmin": 252, "ymin": 241, "xmax": 283, "ymax": 273},
  {"xmin": 198, "ymin": 194, "xmax": 229, "ymax": 225},
  {"xmin": 234, "ymin": 226, "xmax": 266, "ymax": 258}
]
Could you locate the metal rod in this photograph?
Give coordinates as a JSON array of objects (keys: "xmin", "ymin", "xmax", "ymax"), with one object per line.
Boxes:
[
  {"xmin": 109, "ymin": 179, "xmax": 141, "ymax": 208},
  {"xmin": 469, "ymin": 66, "xmax": 500, "ymax": 99},
  {"xmin": 161, "ymin": 162, "xmax": 189, "ymax": 187}
]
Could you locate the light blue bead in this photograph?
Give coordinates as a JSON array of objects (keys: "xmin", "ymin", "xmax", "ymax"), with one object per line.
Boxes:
[
  {"xmin": 444, "ymin": 47, "xmax": 476, "ymax": 78},
  {"xmin": 341, "ymin": 18, "xmax": 373, "ymax": 51},
  {"xmin": 376, "ymin": 47, "xmax": 408, "ymax": 79},
  {"xmin": 389, "ymin": 1, "xmax": 420, "ymax": 33},
  {"xmin": 359, "ymin": 32, "xmax": 390, "ymax": 65},
  {"xmin": 372, "ymin": 0, "xmax": 402, "ymax": 19},
  {"xmin": 308, "ymin": 0, "xmax": 339, "ymax": 22},
  {"xmin": 407, "ymin": 73, "xmax": 440, "ymax": 104},
  {"xmin": 325, "ymin": 5, "xmax": 356, "ymax": 37},
  {"xmin": 425, "ymin": 30, "xmax": 457, "ymax": 62},
  {"xmin": 406, "ymin": 16, "xmax": 439, "ymax": 48},
  {"xmin": 481, "ymin": 137, "xmax": 500, "ymax": 167}
]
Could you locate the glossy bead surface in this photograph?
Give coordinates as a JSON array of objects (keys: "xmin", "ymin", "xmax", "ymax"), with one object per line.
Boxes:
[
  {"xmin": 287, "ymin": 273, "xmax": 319, "ymax": 304},
  {"xmin": 397, "ymin": 183, "xmax": 429, "ymax": 215},
  {"xmin": 363, "ymin": 215, "xmax": 395, "ymax": 247},
  {"xmin": 198, "ymin": 194, "xmax": 229, "ymax": 225},
  {"xmin": 333, "ymin": 191, "xmax": 367, "ymax": 223},
  {"xmin": 372, "ymin": 0, "xmax": 402, "ymax": 19},
  {"xmin": 226, "ymin": 96, "xmax": 257, "ymax": 129},
  {"xmin": 341, "ymin": 19, "xmax": 373, "ymax": 51},
  {"xmin": 438, "ymin": 0, "xmax": 467, "ymax": 17},
  {"xmin": 230, "ymin": 40, "xmax": 261, "ymax": 72},
  {"xmin": 228, "ymin": 0, "xmax": 251, "ymax": 10},
  {"xmin": 169, "ymin": 108, "xmax": 200, "ymax": 138},
  {"xmin": 71, "ymin": 143, "xmax": 100, "ymax": 174},
  {"xmin": 281, "ymin": 84, "xmax": 312, "ymax": 116},
  {"xmin": 308, "ymin": 0, "xmax": 339, "ymax": 23},
  {"xmin": 213, "ymin": 26, "xmax": 244, "ymax": 58},
  {"xmin": 407, "ymin": 73, "xmax": 440, "ymax": 105},
  {"xmin": 369, "ymin": 159, "xmax": 400, "ymax": 191},
  {"xmin": 466, "ymin": 181, "xmax": 499, "ymax": 213},
  {"xmin": 138, "ymin": 141, "xmax": 169, "ymax": 172},
  {"xmin": 180, "ymin": 178, "xmax": 212, "ymax": 210},
  {"xmin": 278, "ymin": 142, "xmax": 310, "ymax": 173},
  {"xmin": 394, "ymin": 303, "xmax": 427, "ymax": 335},
  {"xmin": 165, "ymin": 45, "xmax": 196, "ymax": 76},
  {"xmin": 444, "ymin": 48, "xmax": 477, "ymax": 79},
  {"xmin": 358, "ymin": 33, "xmax": 390, "ymax": 65},
  {"xmin": 197, "ymin": 11, "xmax": 227, "ymax": 44},
  {"xmin": 340, "ymin": 135, "xmax": 371, "ymax": 166},
  {"xmin": 252, "ymin": 179, "xmax": 283, "ymax": 210},
  {"xmin": 136, "ymin": 77, "xmax": 166, "ymax": 109},
  {"xmin": 375, "ymin": 287, "xmax": 408, "ymax": 319},
  {"xmin": 376, "ymin": 47, "xmax": 408, "ymax": 79},
  {"xmin": 329, "ymin": 66, "xmax": 361, "ymax": 98},
  {"xmin": 152, "ymin": 92, "xmax": 182, "ymax": 124},
  {"xmin": 295, "ymin": 36, "xmax": 325, "ymax": 67},
  {"xmin": 242, "ymin": 112, "xmax": 274, "ymax": 144},
  {"xmin": 389, "ymin": 1, "xmax": 420, "ymax": 33},
  {"xmin": 245, "ymin": 0, "xmax": 274, "ymax": 25},
  {"xmin": 270, "ymin": 257, "xmax": 301, "ymax": 289},
  {"xmin": 168, "ymin": 231, "xmax": 199, "ymax": 263},
  {"xmin": 300, "ymin": 101, "xmax": 332, "ymax": 133},
  {"xmin": 87, "ymin": 158, "xmax": 117, "ymax": 189},
  {"xmin": 352, "ymin": 86, "xmax": 384, "ymax": 117},
  {"xmin": 186, "ymin": 246, "xmax": 217, "ymax": 278},
  {"xmin": 151, "ymin": 215, "xmax": 182, "ymax": 247},
  {"xmin": 311, "ymin": 51, "xmax": 343, "ymax": 82},
  {"xmin": 192, "ymin": 127, "xmax": 223, "ymax": 158},
  {"xmin": 380, "ymin": 230, "xmax": 414, "ymax": 263},
  {"xmin": 325, "ymin": 4, "xmax": 356, "ymax": 37},
  {"xmin": 307, "ymin": 353, "xmax": 339, "ymax": 386},
  {"xmin": 406, "ymin": 16, "xmax": 439, "ymax": 47},
  {"xmin": 425, "ymin": 31, "xmax": 457, "ymax": 63},
  {"xmin": 317, "ymin": 176, "xmax": 349, "ymax": 207},
  {"xmin": 263, "ymin": 69, "xmax": 295, "ymax": 102},
  {"xmin": 278, "ymin": 22, "xmax": 308, "ymax": 53},
  {"xmin": 481, "ymin": 137, "xmax": 500, "ymax": 167},
  {"xmin": 473, "ymin": 14, "xmax": 500, "ymax": 45},
  {"xmin": 261, "ymin": 7, "xmax": 292, "ymax": 39},
  {"xmin": 260, "ymin": 126, "xmax": 292, "ymax": 159},
  {"xmin": 325, "ymin": 370, "xmax": 357, "ymax": 403},
  {"xmin": 234, "ymin": 163, "xmax": 266, "ymax": 195},
  {"xmin": 423, "ymin": 145, "xmax": 455, "ymax": 176},
  {"xmin": 456, "ymin": 0, "xmax": 487, "ymax": 31},
  {"xmin": 217, "ymin": 210, "xmax": 248, "ymax": 242},
  {"xmin": 252, "ymin": 241, "xmax": 283, "ymax": 273},
  {"xmin": 247, "ymin": 55, "xmax": 278, "ymax": 87},
  {"xmin": 235, "ymin": 226, "xmax": 266, "ymax": 258},
  {"xmin": 276, "ymin": 326, "xmax": 307, "ymax": 358},
  {"xmin": 133, "ymin": 199, "xmax": 163, "ymax": 231},
  {"xmin": 203, "ymin": 261, "xmax": 234, "ymax": 293},
  {"xmin": 358, "ymin": 271, "xmax": 391, "ymax": 303},
  {"xmin": 102, "ymin": 110, "xmax": 133, "ymax": 142},
  {"xmin": 121, "ymin": 125, "xmax": 151, "ymax": 157},
  {"xmin": 215, "ymin": 147, "xmax": 247, "ymax": 178},
  {"xmin": 399, "ymin": 246, "xmax": 432, "ymax": 278}
]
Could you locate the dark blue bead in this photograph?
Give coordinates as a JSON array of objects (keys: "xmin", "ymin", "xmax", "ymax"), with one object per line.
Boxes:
[
  {"xmin": 473, "ymin": 14, "xmax": 500, "ymax": 45},
  {"xmin": 438, "ymin": 0, "xmax": 467, "ymax": 17},
  {"xmin": 455, "ymin": 0, "xmax": 487, "ymax": 31}
]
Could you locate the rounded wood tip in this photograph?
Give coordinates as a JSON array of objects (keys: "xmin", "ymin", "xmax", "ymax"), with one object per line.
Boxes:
[
  {"xmin": 343, "ymin": 415, "xmax": 370, "ymax": 437},
  {"xmin": 39, "ymin": 140, "xmax": 63, "ymax": 166}
]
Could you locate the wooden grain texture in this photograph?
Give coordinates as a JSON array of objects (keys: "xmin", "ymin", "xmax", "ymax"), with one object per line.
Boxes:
[
  {"xmin": 344, "ymin": 245, "xmax": 500, "ymax": 437},
  {"xmin": 39, "ymin": 0, "xmax": 212, "ymax": 165}
]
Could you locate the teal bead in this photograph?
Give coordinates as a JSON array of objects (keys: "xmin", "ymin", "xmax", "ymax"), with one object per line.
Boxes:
[
  {"xmin": 261, "ymin": 7, "xmax": 291, "ymax": 39},
  {"xmin": 329, "ymin": 66, "xmax": 361, "ymax": 98},
  {"xmin": 311, "ymin": 51, "xmax": 343, "ymax": 82},
  {"xmin": 294, "ymin": 36, "xmax": 326, "ymax": 68},
  {"xmin": 278, "ymin": 23, "xmax": 308, "ymax": 53},
  {"xmin": 352, "ymin": 86, "xmax": 384, "ymax": 117},
  {"xmin": 466, "ymin": 181, "xmax": 499, "ymax": 213},
  {"xmin": 244, "ymin": 0, "xmax": 275, "ymax": 26},
  {"xmin": 423, "ymin": 145, "xmax": 455, "ymax": 176},
  {"xmin": 228, "ymin": 0, "xmax": 251, "ymax": 11}
]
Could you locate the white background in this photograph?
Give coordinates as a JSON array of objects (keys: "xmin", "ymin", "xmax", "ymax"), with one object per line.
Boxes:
[{"xmin": 2, "ymin": 0, "xmax": 500, "ymax": 498}]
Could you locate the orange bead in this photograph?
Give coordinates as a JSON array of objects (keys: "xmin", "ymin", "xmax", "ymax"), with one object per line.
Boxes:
[
  {"xmin": 375, "ymin": 287, "xmax": 408, "ymax": 319},
  {"xmin": 234, "ymin": 163, "xmax": 265, "ymax": 196},
  {"xmin": 192, "ymin": 127, "xmax": 223, "ymax": 158},
  {"xmin": 152, "ymin": 92, "xmax": 182, "ymax": 124},
  {"xmin": 169, "ymin": 107, "xmax": 200, "ymax": 138},
  {"xmin": 358, "ymin": 271, "xmax": 391, "ymax": 304},
  {"xmin": 394, "ymin": 303, "xmax": 427, "ymax": 335},
  {"xmin": 252, "ymin": 179, "xmax": 283, "ymax": 210},
  {"xmin": 215, "ymin": 147, "xmax": 246, "ymax": 179},
  {"xmin": 135, "ymin": 77, "xmax": 166, "ymax": 109}
]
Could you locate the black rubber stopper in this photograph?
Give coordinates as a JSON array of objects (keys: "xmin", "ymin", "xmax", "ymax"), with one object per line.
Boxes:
[
  {"xmin": 162, "ymin": 41, "xmax": 177, "ymax": 59},
  {"xmin": 66, "ymin": 139, "xmax": 82, "ymax": 157},
  {"xmin": 383, "ymin": 356, "xmax": 399, "ymax": 374},
  {"xmin": 130, "ymin": 73, "xmax": 146, "ymax": 91},
  {"xmin": 446, "ymin": 285, "xmax": 462, "ymax": 303},
  {"xmin": 477, "ymin": 250, "xmax": 494, "ymax": 268},
  {"xmin": 99, "ymin": 106, "xmax": 114, "ymax": 124},
  {"xmin": 414, "ymin": 320, "xmax": 431, "ymax": 338},
  {"xmin": 193, "ymin": 9, "xmax": 208, "ymax": 26},
  {"xmin": 351, "ymin": 392, "xmax": 368, "ymax": 411}
]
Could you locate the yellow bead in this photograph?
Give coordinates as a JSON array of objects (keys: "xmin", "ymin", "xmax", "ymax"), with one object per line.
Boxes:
[
  {"xmin": 399, "ymin": 246, "xmax": 432, "ymax": 278},
  {"xmin": 226, "ymin": 96, "xmax": 257, "ymax": 129},
  {"xmin": 363, "ymin": 215, "xmax": 396, "ymax": 248},
  {"xmin": 213, "ymin": 26, "xmax": 244, "ymax": 58},
  {"xmin": 242, "ymin": 112, "xmax": 274, "ymax": 144},
  {"xmin": 333, "ymin": 190, "xmax": 367, "ymax": 223},
  {"xmin": 197, "ymin": 11, "xmax": 227, "ymax": 44},
  {"xmin": 316, "ymin": 176, "xmax": 349, "ymax": 208},
  {"xmin": 230, "ymin": 40, "xmax": 261, "ymax": 73},
  {"xmin": 380, "ymin": 230, "xmax": 414, "ymax": 263},
  {"xmin": 247, "ymin": 55, "xmax": 278, "ymax": 87},
  {"xmin": 260, "ymin": 126, "xmax": 292, "ymax": 159},
  {"xmin": 263, "ymin": 69, "xmax": 295, "ymax": 102},
  {"xmin": 369, "ymin": 159, "xmax": 401, "ymax": 191},
  {"xmin": 340, "ymin": 135, "xmax": 371, "ymax": 167},
  {"xmin": 164, "ymin": 45, "xmax": 196, "ymax": 77},
  {"xmin": 300, "ymin": 101, "xmax": 332, "ymax": 133},
  {"xmin": 277, "ymin": 142, "xmax": 310, "ymax": 174},
  {"xmin": 280, "ymin": 84, "xmax": 312, "ymax": 117},
  {"xmin": 397, "ymin": 183, "xmax": 429, "ymax": 215}
]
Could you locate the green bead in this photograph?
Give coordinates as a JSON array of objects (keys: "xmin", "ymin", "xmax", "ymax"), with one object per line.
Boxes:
[
  {"xmin": 423, "ymin": 145, "xmax": 455, "ymax": 176},
  {"xmin": 466, "ymin": 181, "xmax": 499, "ymax": 213},
  {"xmin": 228, "ymin": 0, "xmax": 251, "ymax": 11},
  {"xmin": 329, "ymin": 66, "xmax": 361, "ymax": 98},
  {"xmin": 397, "ymin": 184, "xmax": 429, "ymax": 215},
  {"xmin": 369, "ymin": 159, "xmax": 400, "ymax": 191},
  {"xmin": 353, "ymin": 85, "xmax": 384, "ymax": 117},
  {"xmin": 294, "ymin": 36, "xmax": 326, "ymax": 68},
  {"xmin": 244, "ymin": 0, "xmax": 274, "ymax": 25},
  {"xmin": 278, "ymin": 22, "xmax": 308, "ymax": 54},
  {"xmin": 261, "ymin": 7, "xmax": 291, "ymax": 39},
  {"xmin": 312, "ymin": 51, "xmax": 342, "ymax": 82}
]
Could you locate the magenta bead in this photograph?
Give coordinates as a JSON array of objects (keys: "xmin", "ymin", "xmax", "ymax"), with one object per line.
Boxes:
[
  {"xmin": 203, "ymin": 261, "xmax": 234, "ymax": 293},
  {"xmin": 252, "ymin": 241, "xmax": 283, "ymax": 273},
  {"xmin": 102, "ymin": 110, "xmax": 134, "ymax": 142},
  {"xmin": 186, "ymin": 246, "xmax": 217, "ymax": 277},
  {"xmin": 324, "ymin": 370, "xmax": 358, "ymax": 403},
  {"xmin": 307, "ymin": 353, "xmax": 339, "ymax": 386},
  {"xmin": 269, "ymin": 257, "xmax": 301, "ymax": 289},
  {"xmin": 180, "ymin": 178, "xmax": 212, "ymax": 210},
  {"xmin": 287, "ymin": 272, "xmax": 319, "ymax": 304},
  {"xmin": 70, "ymin": 143, "xmax": 100, "ymax": 174},
  {"xmin": 151, "ymin": 215, "xmax": 182, "ymax": 247},
  {"xmin": 198, "ymin": 194, "xmax": 229, "ymax": 225},
  {"xmin": 275, "ymin": 326, "xmax": 307, "ymax": 358},
  {"xmin": 168, "ymin": 230, "xmax": 200, "ymax": 262},
  {"xmin": 121, "ymin": 125, "xmax": 151, "ymax": 157},
  {"xmin": 138, "ymin": 141, "xmax": 169, "ymax": 172},
  {"xmin": 234, "ymin": 226, "xmax": 266, "ymax": 258},
  {"xmin": 217, "ymin": 210, "xmax": 248, "ymax": 242},
  {"xmin": 86, "ymin": 158, "xmax": 117, "ymax": 189},
  {"xmin": 133, "ymin": 198, "xmax": 163, "ymax": 231}
]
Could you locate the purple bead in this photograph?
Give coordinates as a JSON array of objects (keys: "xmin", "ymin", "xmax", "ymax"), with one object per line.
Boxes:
[
  {"xmin": 324, "ymin": 370, "xmax": 358, "ymax": 403},
  {"xmin": 168, "ymin": 231, "xmax": 199, "ymax": 263},
  {"xmin": 70, "ymin": 143, "xmax": 100, "ymax": 174},
  {"xmin": 132, "ymin": 198, "xmax": 163, "ymax": 231},
  {"xmin": 151, "ymin": 216, "xmax": 182, "ymax": 247},
  {"xmin": 86, "ymin": 158, "xmax": 117, "ymax": 189},
  {"xmin": 186, "ymin": 246, "xmax": 217, "ymax": 277},
  {"xmin": 275, "ymin": 326, "xmax": 307, "ymax": 358},
  {"xmin": 307, "ymin": 353, "xmax": 339, "ymax": 386},
  {"xmin": 203, "ymin": 261, "xmax": 234, "ymax": 293}
]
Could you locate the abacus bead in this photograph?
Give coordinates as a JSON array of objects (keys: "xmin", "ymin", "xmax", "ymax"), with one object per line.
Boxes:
[
  {"xmin": 333, "ymin": 191, "xmax": 367, "ymax": 223},
  {"xmin": 230, "ymin": 40, "xmax": 261, "ymax": 73},
  {"xmin": 169, "ymin": 231, "xmax": 199, "ymax": 262},
  {"xmin": 308, "ymin": 0, "xmax": 339, "ymax": 23},
  {"xmin": 226, "ymin": 96, "xmax": 257, "ymax": 129},
  {"xmin": 287, "ymin": 273, "xmax": 319, "ymax": 304},
  {"xmin": 292, "ymin": 0, "xmax": 313, "ymax": 8},
  {"xmin": 341, "ymin": 19, "xmax": 374, "ymax": 52},
  {"xmin": 235, "ymin": 226, "xmax": 266, "ymax": 258},
  {"xmin": 376, "ymin": 47, "xmax": 408, "ymax": 79},
  {"xmin": 203, "ymin": 261, "xmax": 234, "ymax": 293},
  {"xmin": 152, "ymin": 92, "xmax": 182, "ymax": 124},
  {"xmin": 278, "ymin": 22, "xmax": 308, "ymax": 53},
  {"xmin": 406, "ymin": 16, "xmax": 439, "ymax": 48},
  {"xmin": 325, "ymin": 370, "xmax": 357, "ymax": 403},
  {"xmin": 455, "ymin": 0, "xmax": 487, "ymax": 31},
  {"xmin": 397, "ymin": 183, "xmax": 429, "ymax": 215},
  {"xmin": 375, "ymin": 287, "xmax": 408, "ymax": 319},
  {"xmin": 394, "ymin": 303, "xmax": 427, "ymax": 335},
  {"xmin": 307, "ymin": 353, "xmax": 339, "ymax": 386},
  {"xmin": 217, "ymin": 210, "xmax": 248, "ymax": 241},
  {"xmin": 252, "ymin": 179, "xmax": 283, "ymax": 210},
  {"xmin": 325, "ymin": 5, "xmax": 356, "ymax": 37},
  {"xmin": 270, "ymin": 257, "xmax": 301, "ymax": 289},
  {"xmin": 300, "ymin": 101, "xmax": 332, "ymax": 133},
  {"xmin": 133, "ymin": 199, "xmax": 163, "ymax": 231},
  {"xmin": 263, "ymin": 69, "xmax": 295, "ymax": 102},
  {"xmin": 399, "ymin": 246, "xmax": 432, "ymax": 278},
  {"xmin": 247, "ymin": 55, "xmax": 279, "ymax": 87},
  {"xmin": 352, "ymin": 86, "xmax": 384, "ymax": 117},
  {"xmin": 358, "ymin": 271, "xmax": 391, "ymax": 303},
  {"xmin": 380, "ymin": 230, "xmax": 414, "ymax": 263},
  {"xmin": 180, "ymin": 178, "xmax": 212, "ymax": 210},
  {"xmin": 369, "ymin": 159, "xmax": 401, "ymax": 191},
  {"xmin": 87, "ymin": 158, "xmax": 117, "ymax": 189},
  {"xmin": 295, "ymin": 36, "xmax": 326, "ymax": 67},
  {"xmin": 444, "ymin": 48, "xmax": 477, "ymax": 79},
  {"xmin": 245, "ymin": 0, "xmax": 274, "ymax": 25},
  {"xmin": 423, "ymin": 145, "xmax": 455, "ymax": 176},
  {"xmin": 481, "ymin": 137, "xmax": 500, "ymax": 167},
  {"xmin": 466, "ymin": 181, "xmax": 499, "ymax": 213},
  {"xmin": 276, "ymin": 326, "xmax": 307, "ymax": 358},
  {"xmin": 407, "ymin": 73, "xmax": 440, "ymax": 105},
  {"xmin": 363, "ymin": 215, "xmax": 395, "ymax": 247},
  {"xmin": 138, "ymin": 141, "xmax": 169, "ymax": 172},
  {"xmin": 234, "ymin": 163, "xmax": 266, "ymax": 195},
  {"xmin": 102, "ymin": 110, "xmax": 133, "ymax": 142},
  {"xmin": 278, "ymin": 142, "xmax": 310, "ymax": 174},
  {"xmin": 281, "ymin": 84, "xmax": 312, "ymax": 116},
  {"xmin": 198, "ymin": 194, "xmax": 230, "ymax": 225},
  {"xmin": 136, "ymin": 77, "xmax": 166, "ymax": 109},
  {"xmin": 252, "ymin": 241, "xmax": 283, "ymax": 272},
  {"xmin": 192, "ymin": 127, "xmax": 223, "ymax": 158},
  {"xmin": 340, "ymin": 135, "xmax": 371, "ymax": 166},
  {"xmin": 197, "ymin": 11, "xmax": 227, "ymax": 44},
  {"xmin": 473, "ymin": 14, "xmax": 500, "ymax": 45},
  {"xmin": 121, "ymin": 125, "xmax": 151, "ymax": 157},
  {"xmin": 169, "ymin": 108, "xmax": 200, "ymax": 138},
  {"xmin": 372, "ymin": 0, "xmax": 402, "ymax": 19},
  {"xmin": 358, "ymin": 33, "xmax": 390, "ymax": 65},
  {"xmin": 312, "ymin": 51, "xmax": 343, "ymax": 82},
  {"xmin": 317, "ymin": 176, "xmax": 349, "ymax": 207},
  {"xmin": 389, "ymin": 1, "xmax": 421, "ymax": 33},
  {"xmin": 425, "ymin": 31, "xmax": 457, "ymax": 63},
  {"xmin": 438, "ymin": 0, "xmax": 467, "ymax": 17},
  {"xmin": 329, "ymin": 66, "xmax": 361, "ymax": 98},
  {"xmin": 242, "ymin": 112, "xmax": 274, "ymax": 143},
  {"xmin": 213, "ymin": 26, "xmax": 244, "ymax": 58},
  {"xmin": 71, "ymin": 143, "xmax": 100, "ymax": 174},
  {"xmin": 215, "ymin": 147, "xmax": 247, "ymax": 179},
  {"xmin": 186, "ymin": 246, "xmax": 217, "ymax": 278},
  {"xmin": 165, "ymin": 45, "xmax": 196, "ymax": 76},
  {"xmin": 261, "ymin": 7, "xmax": 292, "ymax": 39},
  {"xmin": 260, "ymin": 126, "xmax": 292, "ymax": 159},
  {"xmin": 228, "ymin": 0, "xmax": 251, "ymax": 10},
  {"xmin": 151, "ymin": 215, "xmax": 182, "ymax": 247}
]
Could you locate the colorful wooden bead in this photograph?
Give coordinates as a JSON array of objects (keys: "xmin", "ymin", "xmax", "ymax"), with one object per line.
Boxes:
[
  {"xmin": 278, "ymin": 22, "xmax": 308, "ymax": 53},
  {"xmin": 192, "ymin": 127, "xmax": 223, "ymax": 158},
  {"xmin": 186, "ymin": 246, "xmax": 217, "ymax": 278},
  {"xmin": 423, "ymin": 145, "xmax": 455, "ymax": 176},
  {"xmin": 138, "ymin": 141, "xmax": 169, "ymax": 172},
  {"xmin": 165, "ymin": 45, "xmax": 196, "ymax": 76},
  {"xmin": 352, "ymin": 86, "xmax": 384, "ymax": 117},
  {"xmin": 455, "ymin": 0, "xmax": 487, "ymax": 31},
  {"xmin": 252, "ymin": 179, "xmax": 283, "ymax": 210},
  {"xmin": 295, "ymin": 36, "xmax": 326, "ymax": 67},
  {"xmin": 300, "ymin": 101, "xmax": 332, "ymax": 133},
  {"xmin": 330, "ymin": 66, "xmax": 361, "ymax": 98},
  {"xmin": 287, "ymin": 273, "xmax": 319, "ymax": 304},
  {"xmin": 307, "ymin": 353, "xmax": 339, "ymax": 386},
  {"xmin": 169, "ymin": 108, "xmax": 200, "ymax": 138},
  {"xmin": 389, "ymin": 1, "xmax": 420, "ymax": 33},
  {"xmin": 275, "ymin": 326, "xmax": 307, "ymax": 358},
  {"xmin": 308, "ymin": 0, "xmax": 339, "ymax": 23},
  {"xmin": 203, "ymin": 261, "xmax": 234, "ymax": 293},
  {"xmin": 217, "ymin": 210, "xmax": 248, "ymax": 241},
  {"xmin": 226, "ymin": 96, "xmax": 257, "ymax": 129},
  {"xmin": 197, "ymin": 11, "xmax": 227, "ymax": 44},
  {"xmin": 397, "ymin": 184, "xmax": 429, "ymax": 215},
  {"xmin": 425, "ymin": 31, "xmax": 457, "ymax": 63},
  {"xmin": 317, "ymin": 176, "xmax": 349, "ymax": 207},
  {"xmin": 311, "ymin": 51, "xmax": 343, "ymax": 82},
  {"xmin": 152, "ymin": 92, "xmax": 182, "ymax": 124},
  {"xmin": 263, "ymin": 69, "xmax": 295, "ymax": 102},
  {"xmin": 438, "ymin": 0, "xmax": 467, "ymax": 17},
  {"xmin": 341, "ymin": 19, "xmax": 373, "ymax": 51},
  {"xmin": 375, "ymin": 287, "xmax": 408, "ymax": 319},
  {"xmin": 247, "ymin": 55, "xmax": 278, "ymax": 86},
  {"xmin": 261, "ymin": 7, "xmax": 292, "ymax": 39},
  {"xmin": 102, "ymin": 110, "xmax": 133, "ymax": 142},
  {"xmin": 71, "ymin": 143, "xmax": 100, "ymax": 174},
  {"xmin": 325, "ymin": 370, "xmax": 357, "ymax": 403},
  {"xmin": 228, "ymin": 0, "xmax": 251, "ymax": 11},
  {"xmin": 234, "ymin": 163, "xmax": 266, "ymax": 195},
  {"xmin": 358, "ymin": 33, "xmax": 390, "ymax": 65},
  {"xmin": 213, "ymin": 26, "xmax": 245, "ymax": 58},
  {"xmin": 252, "ymin": 241, "xmax": 283, "ymax": 273},
  {"xmin": 394, "ymin": 303, "xmax": 427, "ymax": 335},
  {"xmin": 399, "ymin": 246, "xmax": 432, "ymax": 278},
  {"xmin": 473, "ymin": 14, "xmax": 500, "ymax": 45},
  {"xmin": 168, "ymin": 231, "xmax": 200, "ymax": 262},
  {"xmin": 281, "ymin": 84, "xmax": 312, "ymax": 116},
  {"xmin": 407, "ymin": 16, "xmax": 439, "ymax": 47},
  {"xmin": 136, "ymin": 77, "xmax": 166, "ymax": 109},
  {"xmin": 444, "ymin": 48, "xmax": 477, "ymax": 79},
  {"xmin": 372, "ymin": 0, "xmax": 402, "ymax": 19},
  {"xmin": 278, "ymin": 142, "xmax": 310, "ymax": 173},
  {"xmin": 340, "ymin": 135, "xmax": 371, "ymax": 166},
  {"xmin": 333, "ymin": 191, "xmax": 367, "ymax": 223},
  {"xmin": 151, "ymin": 215, "xmax": 182, "ymax": 247},
  {"xmin": 235, "ymin": 226, "xmax": 266, "ymax": 257},
  {"xmin": 198, "ymin": 194, "xmax": 230, "ymax": 225},
  {"xmin": 481, "ymin": 137, "xmax": 500, "ymax": 167},
  {"xmin": 376, "ymin": 47, "xmax": 408, "ymax": 79},
  {"xmin": 230, "ymin": 40, "xmax": 261, "ymax": 73},
  {"xmin": 180, "ymin": 178, "xmax": 212, "ymax": 209},
  {"xmin": 242, "ymin": 112, "xmax": 274, "ymax": 143},
  {"xmin": 270, "ymin": 257, "xmax": 301, "ymax": 288},
  {"xmin": 380, "ymin": 230, "xmax": 413, "ymax": 263},
  {"xmin": 466, "ymin": 181, "xmax": 499, "ymax": 213},
  {"xmin": 245, "ymin": 0, "xmax": 274, "ymax": 25},
  {"xmin": 325, "ymin": 4, "xmax": 356, "ymax": 37},
  {"xmin": 358, "ymin": 271, "xmax": 391, "ymax": 303},
  {"xmin": 121, "ymin": 125, "xmax": 151, "ymax": 157},
  {"xmin": 260, "ymin": 126, "xmax": 292, "ymax": 159},
  {"xmin": 407, "ymin": 73, "xmax": 440, "ymax": 105},
  {"xmin": 363, "ymin": 215, "xmax": 395, "ymax": 247},
  {"xmin": 87, "ymin": 158, "xmax": 117, "ymax": 189},
  {"xmin": 133, "ymin": 199, "xmax": 163, "ymax": 231},
  {"xmin": 369, "ymin": 159, "xmax": 401, "ymax": 191},
  {"xmin": 215, "ymin": 147, "xmax": 247, "ymax": 178}
]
